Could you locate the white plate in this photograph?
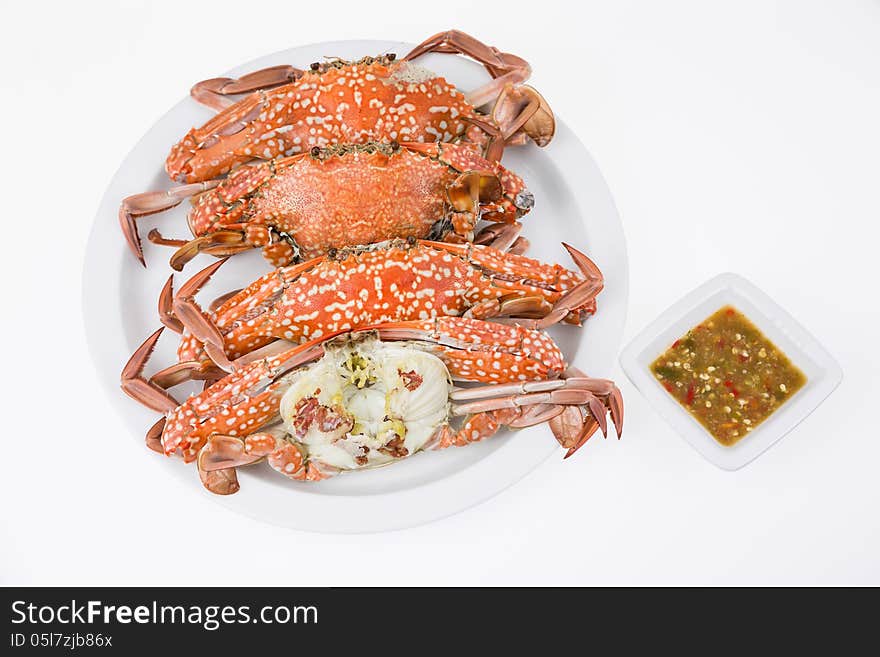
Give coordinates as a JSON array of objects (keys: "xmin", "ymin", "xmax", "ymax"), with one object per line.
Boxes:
[
  {"xmin": 619, "ymin": 273, "xmax": 842, "ymax": 470},
  {"xmin": 82, "ymin": 39, "xmax": 628, "ymax": 533}
]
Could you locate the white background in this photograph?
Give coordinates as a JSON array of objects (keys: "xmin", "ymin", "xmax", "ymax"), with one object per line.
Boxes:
[{"xmin": 2, "ymin": 0, "xmax": 878, "ymax": 585}]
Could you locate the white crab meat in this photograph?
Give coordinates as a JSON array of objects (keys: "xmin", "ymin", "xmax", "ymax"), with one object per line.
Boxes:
[
  {"xmin": 279, "ymin": 338, "xmax": 452, "ymax": 471},
  {"xmin": 388, "ymin": 61, "xmax": 438, "ymax": 85}
]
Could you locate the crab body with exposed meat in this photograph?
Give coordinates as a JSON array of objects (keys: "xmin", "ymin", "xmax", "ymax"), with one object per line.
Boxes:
[{"xmin": 122, "ymin": 318, "xmax": 623, "ymax": 493}]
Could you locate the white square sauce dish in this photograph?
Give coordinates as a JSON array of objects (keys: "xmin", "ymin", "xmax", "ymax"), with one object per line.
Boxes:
[{"xmin": 619, "ymin": 273, "xmax": 842, "ymax": 470}]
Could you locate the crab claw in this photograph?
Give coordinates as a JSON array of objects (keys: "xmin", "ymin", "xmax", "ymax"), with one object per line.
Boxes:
[
  {"xmin": 451, "ymin": 363, "xmax": 623, "ymax": 458},
  {"xmin": 199, "ymin": 435, "xmax": 262, "ymax": 471},
  {"xmin": 119, "ymin": 204, "xmax": 146, "ymax": 267},
  {"xmin": 508, "ymin": 404, "xmax": 566, "ymax": 427},
  {"xmin": 169, "ymin": 231, "xmax": 249, "ymax": 272},
  {"xmin": 549, "ymin": 406, "xmax": 589, "ymax": 454},
  {"xmin": 170, "ymin": 258, "xmax": 235, "ymax": 372},
  {"xmin": 119, "ymin": 182, "xmax": 220, "ymax": 266},
  {"xmin": 199, "ymin": 466, "xmax": 240, "ymax": 495},
  {"xmin": 196, "ymin": 433, "xmax": 318, "ymax": 492},
  {"xmin": 494, "ymin": 84, "xmax": 556, "ymax": 147},
  {"xmin": 474, "ymin": 221, "xmax": 524, "ymax": 252},
  {"xmin": 447, "ymin": 171, "xmax": 504, "ymax": 210},
  {"xmin": 191, "ymin": 64, "xmax": 304, "ymax": 111},
  {"xmin": 150, "ymin": 360, "xmax": 228, "ymax": 388},
  {"xmin": 158, "ymin": 275, "xmax": 183, "ymax": 334},
  {"xmin": 608, "ymin": 386, "xmax": 624, "ymax": 438},
  {"xmin": 120, "ymin": 327, "xmax": 181, "ymax": 413},
  {"xmin": 565, "ymin": 366, "xmax": 625, "ymax": 439},
  {"xmin": 562, "ymin": 415, "xmax": 602, "ymax": 459},
  {"xmin": 196, "ymin": 435, "xmax": 267, "ymax": 495},
  {"xmin": 145, "ymin": 417, "xmax": 167, "ymax": 454},
  {"xmin": 536, "ymin": 243, "xmax": 604, "ymax": 328}
]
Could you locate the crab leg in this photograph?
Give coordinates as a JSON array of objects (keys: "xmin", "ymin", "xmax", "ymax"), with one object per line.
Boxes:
[
  {"xmin": 448, "ymin": 360, "xmax": 623, "ymax": 454},
  {"xmin": 119, "ymin": 181, "xmax": 221, "ymax": 265},
  {"xmin": 120, "ymin": 327, "xmax": 181, "ymax": 413},
  {"xmin": 492, "ymin": 85, "xmax": 556, "ymax": 147},
  {"xmin": 196, "ymin": 434, "xmax": 265, "ymax": 495},
  {"xmin": 196, "ymin": 429, "xmax": 336, "ymax": 494},
  {"xmin": 152, "ymin": 337, "xmax": 296, "ymax": 394},
  {"xmin": 166, "ymin": 94, "xmax": 270, "ymax": 183},
  {"xmin": 549, "ymin": 364, "xmax": 626, "ymax": 456},
  {"xmin": 150, "ymin": 360, "xmax": 227, "ymax": 388},
  {"xmin": 147, "ymin": 230, "xmax": 189, "ymax": 247},
  {"xmin": 168, "ymin": 231, "xmax": 249, "ymax": 271},
  {"xmin": 550, "ymin": 406, "xmax": 600, "ymax": 458},
  {"xmin": 439, "ymin": 403, "xmax": 594, "ymax": 458},
  {"xmin": 167, "ymin": 258, "xmax": 235, "ymax": 371},
  {"xmin": 401, "ymin": 30, "xmax": 554, "ymax": 148},
  {"xmin": 169, "ymin": 257, "xmax": 314, "ymax": 363},
  {"xmin": 462, "ymin": 115, "xmax": 506, "ymax": 162},
  {"xmin": 191, "ymin": 65, "xmax": 305, "ymax": 112},
  {"xmin": 209, "ymin": 288, "xmax": 244, "ymax": 313},
  {"xmin": 452, "ymin": 388, "xmax": 595, "ymax": 414},
  {"xmin": 566, "ymin": 366, "xmax": 624, "ymax": 437},
  {"xmin": 433, "ymin": 403, "xmax": 564, "ymax": 449},
  {"xmin": 403, "ymin": 30, "xmax": 530, "ymax": 82},
  {"xmin": 452, "ymin": 381, "xmax": 618, "ymax": 437},
  {"xmin": 509, "ymin": 404, "xmax": 567, "ymax": 427},
  {"xmin": 446, "ymin": 170, "xmax": 505, "ymax": 240},
  {"xmin": 429, "ymin": 240, "xmax": 601, "ymax": 324},
  {"xmin": 463, "ymin": 81, "xmax": 554, "ymax": 150},
  {"xmin": 533, "ymin": 243, "xmax": 604, "ymax": 328},
  {"xmin": 158, "ymin": 275, "xmax": 183, "ymax": 333},
  {"xmin": 473, "ymin": 221, "xmax": 530, "ymax": 257},
  {"xmin": 452, "ymin": 377, "xmax": 598, "ymax": 400},
  {"xmin": 145, "ymin": 418, "xmax": 167, "ymax": 454}
]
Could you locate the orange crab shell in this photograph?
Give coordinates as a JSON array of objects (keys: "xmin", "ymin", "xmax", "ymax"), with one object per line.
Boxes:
[
  {"xmin": 174, "ymin": 240, "xmax": 595, "ymax": 367},
  {"xmin": 167, "ymin": 58, "xmax": 488, "ymax": 184},
  {"xmin": 185, "ymin": 142, "xmax": 532, "ymax": 265}
]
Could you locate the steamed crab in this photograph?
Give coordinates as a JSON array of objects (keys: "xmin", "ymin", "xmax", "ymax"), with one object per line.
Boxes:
[
  {"xmin": 164, "ymin": 30, "xmax": 554, "ymax": 185},
  {"xmin": 139, "ymin": 238, "xmax": 605, "ymax": 380},
  {"xmin": 122, "ymin": 317, "xmax": 623, "ymax": 494},
  {"xmin": 120, "ymin": 141, "xmax": 533, "ymax": 268}
]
